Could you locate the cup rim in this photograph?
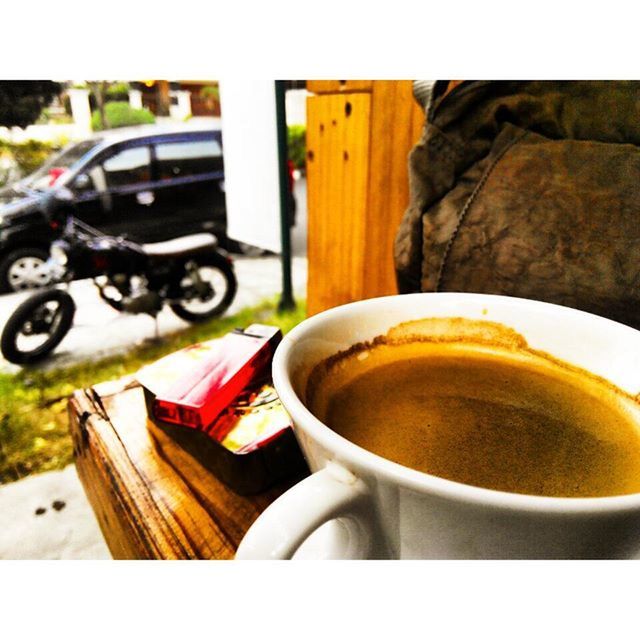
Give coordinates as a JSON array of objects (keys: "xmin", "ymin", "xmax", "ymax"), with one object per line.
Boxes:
[{"xmin": 273, "ymin": 292, "xmax": 640, "ymax": 515}]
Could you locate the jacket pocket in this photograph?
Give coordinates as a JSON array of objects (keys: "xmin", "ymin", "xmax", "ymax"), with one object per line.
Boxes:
[{"xmin": 424, "ymin": 124, "xmax": 640, "ymax": 329}]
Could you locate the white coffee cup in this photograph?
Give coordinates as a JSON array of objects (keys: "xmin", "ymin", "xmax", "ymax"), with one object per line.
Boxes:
[{"xmin": 236, "ymin": 293, "xmax": 640, "ymax": 559}]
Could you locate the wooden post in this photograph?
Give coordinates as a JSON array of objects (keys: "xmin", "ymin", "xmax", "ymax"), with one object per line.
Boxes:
[
  {"xmin": 305, "ymin": 80, "xmax": 425, "ymax": 316},
  {"xmin": 156, "ymin": 80, "xmax": 171, "ymax": 116},
  {"xmin": 68, "ymin": 377, "xmax": 303, "ymax": 559}
]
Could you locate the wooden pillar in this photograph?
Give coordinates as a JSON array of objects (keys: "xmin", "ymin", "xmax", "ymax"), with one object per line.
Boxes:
[
  {"xmin": 305, "ymin": 80, "xmax": 425, "ymax": 316},
  {"xmin": 156, "ymin": 80, "xmax": 171, "ymax": 116}
]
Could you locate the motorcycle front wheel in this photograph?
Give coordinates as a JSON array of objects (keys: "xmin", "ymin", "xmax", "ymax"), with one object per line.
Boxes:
[
  {"xmin": 170, "ymin": 253, "xmax": 237, "ymax": 323},
  {"xmin": 1, "ymin": 289, "xmax": 76, "ymax": 365}
]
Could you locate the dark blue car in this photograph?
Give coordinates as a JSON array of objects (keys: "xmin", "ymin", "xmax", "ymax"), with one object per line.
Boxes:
[{"xmin": 0, "ymin": 123, "xmax": 231, "ymax": 292}]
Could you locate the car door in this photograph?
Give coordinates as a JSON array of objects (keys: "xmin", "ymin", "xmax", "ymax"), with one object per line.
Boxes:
[
  {"xmin": 72, "ymin": 143, "xmax": 155, "ymax": 241},
  {"xmin": 149, "ymin": 134, "xmax": 226, "ymax": 241}
]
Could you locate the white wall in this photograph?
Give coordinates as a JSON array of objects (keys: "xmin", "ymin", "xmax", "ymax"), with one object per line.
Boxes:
[
  {"xmin": 285, "ymin": 89, "xmax": 308, "ymax": 126},
  {"xmin": 219, "ymin": 80, "xmax": 282, "ymax": 252}
]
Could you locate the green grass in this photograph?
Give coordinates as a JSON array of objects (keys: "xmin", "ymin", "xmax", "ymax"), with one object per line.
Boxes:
[{"xmin": 0, "ymin": 298, "xmax": 306, "ymax": 484}]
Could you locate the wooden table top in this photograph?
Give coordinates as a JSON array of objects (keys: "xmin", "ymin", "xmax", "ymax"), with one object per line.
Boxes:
[{"xmin": 68, "ymin": 376, "xmax": 304, "ymax": 559}]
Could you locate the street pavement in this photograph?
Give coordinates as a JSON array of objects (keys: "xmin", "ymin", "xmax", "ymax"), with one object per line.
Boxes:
[{"xmin": 0, "ymin": 178, "xmax": 308, "ymax": 558}]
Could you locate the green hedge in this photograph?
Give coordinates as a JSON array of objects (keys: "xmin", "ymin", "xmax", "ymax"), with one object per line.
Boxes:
[
  {"xmin": 105, "ymin": 82, "xmax": 130, "ymax": 102},
  {"xmin": 0, "ymin": 139, "xmax": 59, "ymax": 186},
  {"xmin": 8, "ymin": 139, "xmax": 56, "ymax": 174},
  {"xmin": 91, "ymin": 101, "xmax": 155, "ymax": 131},
  {"xmin": 287, "ymin": 124, "xmax": 306, "ymax": 171}
]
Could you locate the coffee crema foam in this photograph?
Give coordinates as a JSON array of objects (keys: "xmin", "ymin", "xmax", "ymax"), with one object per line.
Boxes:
[{"xmin": 306, "ymin": 317, "xmax": 640, "ymax": 498}]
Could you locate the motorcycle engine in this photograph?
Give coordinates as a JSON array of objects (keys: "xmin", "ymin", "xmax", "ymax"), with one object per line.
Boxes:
[
  {"xmin": 122, "ymin": 290, "xmax": 162, "ymax": 315},
  {"xmin": 97, "ymin": 275, "xmax": 163, "ymax": 315}
]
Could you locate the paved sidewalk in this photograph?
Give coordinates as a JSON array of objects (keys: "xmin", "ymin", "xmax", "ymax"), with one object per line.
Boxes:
[{"xmin": 0, "ymin": 465, "xmax": 110, "ymax": 559}]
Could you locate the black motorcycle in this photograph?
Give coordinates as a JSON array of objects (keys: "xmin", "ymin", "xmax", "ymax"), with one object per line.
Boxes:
[{"xmin": 1, "ymin": 216, "xmax": 237, "ymax": 365}]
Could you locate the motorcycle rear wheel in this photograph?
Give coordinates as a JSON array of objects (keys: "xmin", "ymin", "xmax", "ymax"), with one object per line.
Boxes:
[
  {"xmin": 1, "ymin": 289, "xmax": 76, "ymax": 365},
  {"xmin": 170, "ymin": 253, "xmax": 237, "ymax": 323}
]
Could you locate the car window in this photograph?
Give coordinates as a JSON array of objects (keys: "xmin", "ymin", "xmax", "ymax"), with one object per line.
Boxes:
[
  {"xmin": 22, "ymin": 138, "xmax": 103, "ymax": 191},
  {"xmin": 102, "ymin": 146, "xmax": 151, "ymax": 188},
  {"xmin": 155, "ymin": 139, "xmax": 222, "ymax": 180}
]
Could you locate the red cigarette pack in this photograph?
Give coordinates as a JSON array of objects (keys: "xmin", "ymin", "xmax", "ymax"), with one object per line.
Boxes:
[
  {"xmin": 138, "ymin": 326, "xmax": 308, "ymax": 494},
  {"xmin": 152, "ymin": 324, "xmax": 282, "ymax": 430}
]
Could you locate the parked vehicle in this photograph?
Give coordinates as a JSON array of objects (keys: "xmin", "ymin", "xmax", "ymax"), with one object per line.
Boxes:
[
  {"xmin": 0, "ymin": 214, "xmax": 237, "ymax": 365},
  {"xmin": 0, "ymin": 123, "xmax": 295, "ymax": 292}
]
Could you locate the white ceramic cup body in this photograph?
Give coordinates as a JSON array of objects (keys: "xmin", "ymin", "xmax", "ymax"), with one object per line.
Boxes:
[{"xmin": 236, "ymin": 293, "xmax": 640, "ymax": 559}]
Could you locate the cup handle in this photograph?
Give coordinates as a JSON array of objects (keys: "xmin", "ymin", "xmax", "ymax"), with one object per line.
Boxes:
[{"xmin": 235, "ymin": 462, "xmax": 372, "ymax": 559}]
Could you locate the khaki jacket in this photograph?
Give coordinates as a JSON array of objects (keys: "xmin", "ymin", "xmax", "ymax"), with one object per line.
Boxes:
[{"xmin": 394, "ymin": 81, "xmax": 640, "ymax": 329}]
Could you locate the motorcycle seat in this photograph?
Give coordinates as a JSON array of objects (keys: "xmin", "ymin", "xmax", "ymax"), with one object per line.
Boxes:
[{"xmin": 142, "ymin": 233, "xmax": 218, "ymax": 257}]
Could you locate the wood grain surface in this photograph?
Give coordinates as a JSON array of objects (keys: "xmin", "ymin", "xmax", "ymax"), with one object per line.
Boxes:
[
  {"xmin": 306, "ymin": 80, "xmax": 425, "ymax": 316},
  {"xmin": 306, "ymin": 91, "xmax": 371, "ymax": 314},
  {"xmin": 68, "ymin": 377, "xmax": 303, "ymax": 559},
  {"xmin": 364, "ymin": 81, "xmax": 426, "ymax": 298},
  {"xmin": 307, "ymin": 80, "xmax": 373, "ymax": 94}
]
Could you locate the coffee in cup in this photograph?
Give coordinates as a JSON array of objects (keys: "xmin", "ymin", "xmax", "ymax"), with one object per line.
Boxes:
[{"xmin": 306, "ymin": 317, "xmax": 640, "ymax": 498}]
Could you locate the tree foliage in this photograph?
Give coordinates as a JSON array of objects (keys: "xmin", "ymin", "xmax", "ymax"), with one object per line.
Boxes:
[
  {"xmin": 0, "ymin": 81, "xmax": 62, "ymax": 128},
  {"xmin": 91, "ymin": 101, "xmax": 155, "ymax": 131},
  {"xmin": 287, "ymin": 125, "xmax": 306, "ymax": 170}
]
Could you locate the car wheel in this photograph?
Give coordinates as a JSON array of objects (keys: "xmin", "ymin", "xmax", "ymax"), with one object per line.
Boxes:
[{"xmin": 0, "ymin": 248, "xmax": 52, "ymax": 293}]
